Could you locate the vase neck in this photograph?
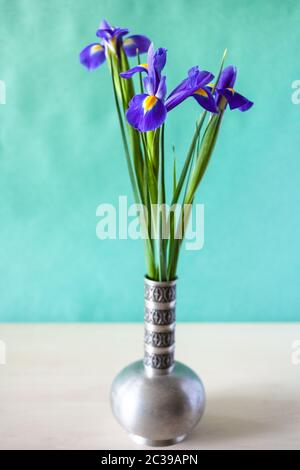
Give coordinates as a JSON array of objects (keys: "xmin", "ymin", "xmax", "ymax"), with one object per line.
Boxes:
[{"xmin": 144, "ymin": 278, "xmax": 177, "ymax": 376}]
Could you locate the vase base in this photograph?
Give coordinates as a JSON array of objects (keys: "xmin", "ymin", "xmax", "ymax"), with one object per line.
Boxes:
[
  {"xmin": 110, "ymin": 360, "xmax": 205, "ymax": 447},
  {"xmin": 129, "ymin": 433, "xmax": 187, "ymax": 447}
]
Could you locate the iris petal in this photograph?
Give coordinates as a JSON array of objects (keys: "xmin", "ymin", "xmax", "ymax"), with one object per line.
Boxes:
[
  {"xmin": 99, "ymin": 19, "xmax": 112, "ymax": 31},
  {"xmin": 146, "ymin": 44, "xmax": 155, "ymax": 70},
  {"xmin": 123, "ymin": 35, "xmax": 151, "ymax": 57},
  {"xmin": 166, "ymin": 85, "xmax": 217, "ymax": 113},
  {"xmin": 146, "ymin": 44, "xmax": 167, "ymax": 95},
  {"xmin": 166, "ymin": 67, "xmax": 215, "ymax": 111},
  {"xmin": 218, "ymin": 65, "xmax": 237, "ymax": 89},
  {"xmin": 156, "ymin": 76, "xmax": 167, "ymax": 101},
  {"xmin": 153, "ymin": 48, "xmax": 167, "ymax": 74},
  {"xmin": 143, "ymin": 76, "xmax": 155, "ymax": 95},
  {"xmin": 96, "ymin": 28, "xmax": 112, "ymax": 40},
  {"xmin": 126, "ymin": 93, "xmax": 167, "ymax": 132},
  {"xmin": 111, "ymin": 27, "xmax": 129, "ymax": 38},
  {"xmin": 79, "ymin": 43, "xmax": 106, "ymax": 70},
  {"xmin": 120, "ymin": 64, "xmax": 148, "ymax": 79},
  {"xmin": 187, "ymin": 67, "xmax": 214, "ymax": 89},
  {"xmin": 192, "ymin": 87, "xmax": 218, "ymax": 113},
  {"xmin": 96, "ymin": 22, "xmax": 128, "ymax": 40},
  {"xmin": 165, "ymin": 88, "xmax": 189, "ymax": 111},
  {"xmin": 218, "ymin": 88, "xmax": 253, "ymax": 111}
]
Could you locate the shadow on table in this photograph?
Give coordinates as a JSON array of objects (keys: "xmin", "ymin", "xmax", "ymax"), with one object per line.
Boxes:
[{"xmin": 187, "ymin": 388, "xmax": 295, "ymax": 447}]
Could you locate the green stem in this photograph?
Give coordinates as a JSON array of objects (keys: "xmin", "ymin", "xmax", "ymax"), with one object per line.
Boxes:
[
  {"xmin": 109, "ymin": 55, "xmax": 156, "ymax": 278},
  {"xmin": 159, "ymin": 124, "xmax": 167, "ymax": 281},
  {"xmin": 109, "ymin": 56, "xmax": 139, "ymax": 204},
  {"xmin": 169, "ymin": 112, "xmax": 225, "ymax": 279},
  {"xmin": 171, "ymin": 111, "xmax": 207, "ymax": 206}
]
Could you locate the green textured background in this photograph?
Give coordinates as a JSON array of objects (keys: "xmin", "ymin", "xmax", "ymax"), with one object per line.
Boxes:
[{"xmin": 0, "ymin": 0, "xmax": 299, "ymax": 322}]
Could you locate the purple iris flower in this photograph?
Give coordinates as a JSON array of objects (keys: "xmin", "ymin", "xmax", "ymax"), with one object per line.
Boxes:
[
  {"xmin": 120, "ymin": 44, "xmax": 168, "ymax": 131},
  {"xmin": 79, "ymin": 19, "xmax": 151, "ymax": 71},
  {"xmin": 165, "ymin": 66, "xmax": 217, "ymax": 114},
  {"xmin": 120, "ymin": 44, "xmax": 217, "ymax": 132},
  {"xmin": 216, "ymin": 65, "xmax": 253, "ymax": 111}
]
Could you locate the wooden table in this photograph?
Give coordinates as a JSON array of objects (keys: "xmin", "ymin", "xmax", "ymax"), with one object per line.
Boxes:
[{"xmin": 0, "ymin": 324, "xmax": 299, "ymax": 450}]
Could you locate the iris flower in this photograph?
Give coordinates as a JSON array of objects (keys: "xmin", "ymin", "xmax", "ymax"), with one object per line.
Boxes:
[
  {"xmin": 120, "ymin": 44, "xmax": 217, "ymax": 132},
  {"xmin": 80, "ymin": 19, "xmax": 151, "ymax": 71},
  {"xmin": 165, "ymin": 66, "xmax": 218, "ymax": 114},
  {"xmin": 216, "ymin": 65, "xmax": 253, "ymax": 112},
  {"xmin": 120, "ymin": 45, "xmax": 168, "ymax": 132}
]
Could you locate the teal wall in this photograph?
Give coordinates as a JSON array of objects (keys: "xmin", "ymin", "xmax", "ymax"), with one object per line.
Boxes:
[{"xmin": 0, "ymin": 0, "xmax": 299, "ymax": 322}]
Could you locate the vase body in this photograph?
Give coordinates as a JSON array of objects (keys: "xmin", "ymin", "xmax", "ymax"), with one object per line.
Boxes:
[{"xmin": 110, "ymin": 278, "xmax": 205, "ymax": 446}]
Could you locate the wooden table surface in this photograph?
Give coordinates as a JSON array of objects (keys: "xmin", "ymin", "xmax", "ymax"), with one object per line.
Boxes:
[{"xmin": 0, "ymin": 323, "xmax": 299, "ymax": 450}]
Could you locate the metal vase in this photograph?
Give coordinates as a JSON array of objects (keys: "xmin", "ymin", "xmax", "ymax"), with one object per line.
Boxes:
[{"xmin": 110, "ymin": 278, "xmax": 205, "ymax": 447}]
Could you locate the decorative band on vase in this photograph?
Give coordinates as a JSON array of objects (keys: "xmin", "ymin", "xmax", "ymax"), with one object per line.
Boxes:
[
  {"xmin": 144, "ymin": 330, "xmax": 175, "ymax": 348},
  {"xmin": 144, "ymin": 350, "xmax": 175, "ymax": 370},
  {"xmin": 144, "ymin": 278, "xmax": 176, "ymax": 304},
  {"xmin": 144, "ymin": 278, "xmax": 177, "ymax": 372},
  {"xmin": 144, "ymin": 307, "xmax": 175, "ymax": 325}
]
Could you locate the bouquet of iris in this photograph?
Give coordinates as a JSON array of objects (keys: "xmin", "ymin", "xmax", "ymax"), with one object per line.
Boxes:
[
  {"xmin": 80, "ymin": 19, "xmax": 253, "ymax": 282},
  {"xmin": 80, "ymin": 19, "xmax": 253, "ymax": 446}
]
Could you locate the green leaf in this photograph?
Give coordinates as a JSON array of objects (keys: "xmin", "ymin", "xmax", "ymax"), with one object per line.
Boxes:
[
  {"xmin": 172, "ymin": 145, "xmax": 177, "ymax": 196},
  {"xmin": 109, "ymin": 54, "xmax": 156, "ymax": 279},
  {"xmin": 137, "ymin": 52, "xmax": 144, "ymax": 94},
  {"xmin": 170, "ymin": 110, "xmax": 207, "ymax": 207},
  {"xmin": 186, "ymin": 111, "xmax": 224, "ymax": 205},
  {"xmin": 167, "ymin": 49, "xmax": 228, "ymax": 279}
]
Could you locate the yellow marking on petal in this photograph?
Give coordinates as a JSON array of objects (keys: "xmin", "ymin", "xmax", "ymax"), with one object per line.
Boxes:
[
  {"xmin": 124, "ymin": 38, "xmax": 135, "ymax": 46},
  {"xmin": 194, "ymin": 88, "xmax": 208, "ymax": 98},
  {"xmin": 227, "ymin": 87, "xmax": 235, "ymax": 94},
  {"xmin": 90, "ymin": 44, "xmax": 103, "ymax": 55},
  {"xmin": 143, "ymin": 95, "xmax": 158, "ymax": 112},
  {"xmin": 140, "ymin": 63, "xmax": 148, "ymax": 69}
]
